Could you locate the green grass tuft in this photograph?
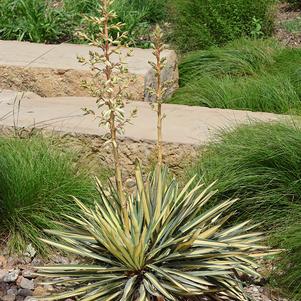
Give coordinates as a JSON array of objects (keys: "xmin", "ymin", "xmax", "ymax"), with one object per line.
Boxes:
[
  {"xmin": 0, "ymin": 136, "xmax": 98, "ymax": 254},
  {"xmin": 189, "ymin": 122, "xmax": 301, "ymax": 225},
  {"xmin": 178, "ymin": 39, "xmax": 280, "ymax": 85},
  {"xmin": 187, "ymin": 122, "xmax": 301, "ymax": 300},
  {"xmin": 272, "ymin": 217, "xmax": 301, "ymax": 301},
  {"xmin": 170, "ymin": 73, "xmax": 301, "ymax": 114},
  {"xmin": 170, "ymin": 39, "xmax": 301, "ymax": 114},
  {"xmin": 281, "ymin": 17, "xmax": 301, "ymax": 34},
  {"xmin": 0, "ymin": 0, "xmax": 73, "ymax": 43}
]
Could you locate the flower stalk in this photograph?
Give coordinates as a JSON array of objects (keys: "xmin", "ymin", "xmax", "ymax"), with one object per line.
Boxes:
[
  {"xmin": 77, "ymin": 0, "xmax": 136, "ymax": 232},
  {"xmin": 149, "ymin": 25, "xmax": 169, "ymax": 167}
]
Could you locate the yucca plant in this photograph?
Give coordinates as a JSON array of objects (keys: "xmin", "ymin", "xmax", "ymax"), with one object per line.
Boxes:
[
  {"xmin": 36, "ymin": 2, "xmax": 273, "ymax": 300},
  {"xmin": 37, "ymin": 165, "xmax": 270, "ymax": 301}
]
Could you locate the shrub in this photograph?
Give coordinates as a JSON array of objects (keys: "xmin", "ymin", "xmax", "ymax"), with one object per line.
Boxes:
[
  {"xmin": 0, "ymin": 0, "xmax": 166, "ymax": 47},
  {"xmin": 187, "ymin": 122, "xmax": 301, "ymax": 300},
  {"xmin": 0, "ymin": 136, "xmax": 98, "ymax": 253},
  {"xmin": 0, "ymin": 0, "xmax": 71, "ymax": 43},
  {"xmin": 167, "ymin": 0, "xmax": 275, "ymax": 52},
  {"xmin": 287, "ymin": 0, "xmax": 301, "ymax": 8},
  {"xmin": 38, "ymin": 165, "xmax": 269, "ymax": 301}
]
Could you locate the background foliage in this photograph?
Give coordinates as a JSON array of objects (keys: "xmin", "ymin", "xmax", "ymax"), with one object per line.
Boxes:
[
  {"xmin": 0, "ymin": 0, "xmax": 276, "ymax": 50},
  {"xmin": 0, "ymin": 0, "xmax": 166, "ymax": 47},
  {"xmin": 167, "ymin": 0, "xmax": 276, "ymax": 52}
]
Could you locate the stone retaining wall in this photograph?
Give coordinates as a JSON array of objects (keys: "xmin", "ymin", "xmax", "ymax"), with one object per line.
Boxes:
[
  {"xmin": 0, "ymin": 126, "xmax": 199, "ymax": 178},
  {"xmin": 0, "ymin": 66, "xmax": 144, "ymax": 100}
]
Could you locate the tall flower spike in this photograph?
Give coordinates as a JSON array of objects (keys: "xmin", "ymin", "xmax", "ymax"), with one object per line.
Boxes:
[
  {"xmin": 76, "ymin": 0, "xmax": 137, "ymax": 232},
  {"xmin": 149, "ymin": 25, "xmax": 170, "ymax": 167}
]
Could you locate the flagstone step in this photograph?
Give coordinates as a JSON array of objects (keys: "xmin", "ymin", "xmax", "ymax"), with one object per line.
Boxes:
[{"xmin": 0, "ymin": 40, "xmax": 178, "ymax": 101}]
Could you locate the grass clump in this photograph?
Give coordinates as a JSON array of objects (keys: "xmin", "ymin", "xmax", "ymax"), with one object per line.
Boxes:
[
  {"xmin": 281, "ymin": 17, "xmax": 301, "ymax": 34},
  {"xmin": 168, "ymin": 0, "xmax": 275, "ymax": 52},
  {"xmin": 171, "ymin": 73, "xmax": 301, "ymax": 113},
  {"xmin": 0, "ymin": 136, "xmax": 98, "ymax": 253},
  {"xmin": 187, "ymin": 122, "xmax": 301, "ymax": 300},
  {"xmin": 170, "ymin": 39, "xmax": 301, "ymax": 114},
  {"xmin": 273, "ymin": 217, "xmax": 301, "ymax": 301},
  {"xmin": 178, "ymin": 39, "xmax": 279, "ymax": 85},
  {"xmin": 189, "ymin": 122, "xmax": 301, "ymax": 225}
]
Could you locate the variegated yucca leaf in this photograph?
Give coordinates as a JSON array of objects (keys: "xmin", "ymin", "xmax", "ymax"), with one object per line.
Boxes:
[{"xmin": 37, "ymin": 165, "xmax": 271, "ymax": 301}]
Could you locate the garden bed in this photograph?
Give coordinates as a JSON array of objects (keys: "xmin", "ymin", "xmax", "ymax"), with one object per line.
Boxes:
[
  {"xmin": 0, "ymin": 249, "xmax": 288, "ymax": 301},
  {"xmin": 0, "ymin": 1, "xmax": 299, "ymax": 300},
  {"xmin": 275, "ymin": 2, "xmax": 301, "ymax": 47}
]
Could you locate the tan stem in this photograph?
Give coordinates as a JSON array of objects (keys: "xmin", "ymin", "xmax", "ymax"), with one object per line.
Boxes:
[
  {"xmin": 156, "ymin": 48, "xmax": 163, "ymax": 167},
  {"xmin": 102, "ymin": 0, "xmax": 129, "ymax": 232},
  {"xmin": 110, "ymin": 112, "xmax": 129, "ymax": 232},
  {"xmin": 157, "ymin": 101, "xmax": 162, "ymax": 167}
]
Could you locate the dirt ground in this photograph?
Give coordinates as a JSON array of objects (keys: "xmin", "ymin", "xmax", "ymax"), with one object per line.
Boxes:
[
  {"xmin": 275, "ymin": 2, "xmax": 301, "ymax": 47},
  {"xmin": 0, "ymin": 66, "xmax": 144, "ymax": 99}
]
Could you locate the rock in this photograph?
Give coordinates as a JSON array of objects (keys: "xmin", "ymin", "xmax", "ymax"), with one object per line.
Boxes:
[
  {"xmin": 30, "ymin": 258, "xmax": 42, "ymax": 266},
  {"xmin": 43, "ymin": 284, "xmax": 55, "ymax": 292},
  {"xmin": 7, "ymin": 257, "xmax": 21, "ymax": 268},
  {"xmin": 21, "ymin": 257, "xmax": 32, "ymax": 265},
  {"xmin": 16, "ymin": 275, "xmax": 22, "ymax": 286},
  {"xmin": 23, "ymin": 244, "xmax": 36, "ymax": 259},
  {"xmin": 0, "ymin": 255, "xmax": 7, "ymax": 268},
  {"xmin": 0, "ymin": 269, "xmax": 7, "ymax": 281},
  {"xmin": 3, "ymin": 269, "xmax": 20, "ymax": 282},
  {"xmin": 19, "ymin": 277, "xmax": 35, "ymax": 290},
  {"xmin": 2, "ymin": 294, "xmax": 16, "ymax": 301},
  {"xmin": 0, "ymin": 282, "xmax": 8, "ymax": 296},
  {"xmin": 22, "ymin": 269, "xmax": 36, "ymax": 279},
  {"xmin": 7, "ymin": 287, "xmax": 18, "ymax": 295},
  {"xmin": 32, "ymin": 286, "xmax": 47, "ymax": 297},
  {"xmin": 52, "ymin": 255, "xmax": 69, "ymax": 265},
  {"xmin": 125, "ymin": 178, "xmax": 136, "ymax": 189},
  {"xmin": 18, "ymin": 288, "xmax": 33, "ymax": 297}
]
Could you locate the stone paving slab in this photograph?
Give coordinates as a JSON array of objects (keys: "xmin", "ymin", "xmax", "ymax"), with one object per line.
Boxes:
[
  {"xmin": 0, "ymin": 40, "xmax": 169, "ymax": 73},
  {"xmin": 0, "ymin": 90, "xmax": 288, "ymax": 145},
  {"xmin": 0, "ymin": 40, "xmax": 178, "ymax": 100}
]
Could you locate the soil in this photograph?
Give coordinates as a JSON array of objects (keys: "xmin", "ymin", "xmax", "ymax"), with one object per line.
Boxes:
[
  {"xmin": 0, "ymin": 66, "xmax": 144, "ymax": 100},
  {"xmin": 274, "ymin": 2, "xmax": 301, "ymax": 47},
  {"xmin": 0, "ymin": 249, "xmax": 289, "ymax": 301}
]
